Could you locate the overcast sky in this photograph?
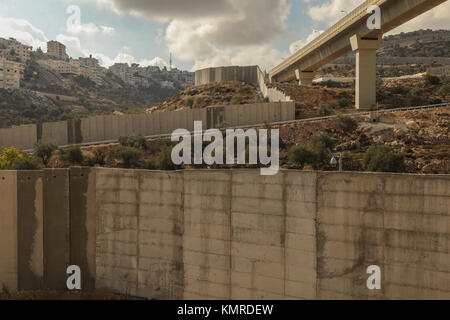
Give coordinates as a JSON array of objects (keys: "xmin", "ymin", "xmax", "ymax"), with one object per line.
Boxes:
[{"xmin": 0, "ymin": 0, "xmax": 449, "ymax": 71}]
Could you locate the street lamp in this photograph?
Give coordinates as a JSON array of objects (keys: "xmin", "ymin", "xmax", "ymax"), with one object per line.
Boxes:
[{"xmin": 330, "ymin": 152, "xmax": 343, "ymax": 172}]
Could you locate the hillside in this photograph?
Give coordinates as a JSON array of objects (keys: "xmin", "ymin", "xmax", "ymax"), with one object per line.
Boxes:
[
  {"xmin": 273, "ymin": 75, "xmax": 449, "ymax": 119},
  {"xmin": 39, "ymin": 105, "xmax": 448, "ymax": 175},
  {"xmin": 147, "ymin": 81, "xmax": 262, "ymax": 113}
]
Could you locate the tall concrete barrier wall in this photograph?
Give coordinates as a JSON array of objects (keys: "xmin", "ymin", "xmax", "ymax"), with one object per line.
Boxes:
[
  {"xmin": 0, "ymin": 100, "xmax": 294, "ymax": 151},
  {"xmin": 195, "ymin": 65, "xmax": 293, "ymax": 102},
  {"xmin": 195, "ymin": 66, "xmax": 259, "ymax": 87},
  {"xmin": 0, "ymin": 171, "xmax": 44, "ymax": 292},
  {"xmin": 93, "ymin": 169, "xmax": 450, "ymax": 300},
  {"xmin": 0, "ymin": 124, "xmax": 37, "ymax": 150},
  {"xmin": 1, "ymin": 169, "xmax": 448, "ymax": 299}
]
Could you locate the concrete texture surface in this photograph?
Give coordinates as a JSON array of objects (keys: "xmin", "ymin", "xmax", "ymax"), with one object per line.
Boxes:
[
  {"xmin": 1, "ymin": 168, "xmax": 448, "ymax": 299},
  {"xmin": 69, "ymin": 168, "xmax": 96, "ymax": 290},
  {"xmin": 0, "ymin": 101, "xmax": 294, "ymax": 150},
  {"xmin": 17, "ymin": 171, "xmax": 44, "ymax": 291},
  {"xmin": 0, "ymin": 171, "xmax": 18, "ymax": 292},
  {"xmin": 43, "ymin": 169, "xmax": 70, "ymax": 290}
]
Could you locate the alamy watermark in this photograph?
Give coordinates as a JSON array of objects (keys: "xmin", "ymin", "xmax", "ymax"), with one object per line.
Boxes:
[
  {"xmin": 171, "ymin": 121, "xmax": 279, "ymax": 176},
  {"xmin": 367, "ymin": 5, "xmax": 381, "ymax": 30}
]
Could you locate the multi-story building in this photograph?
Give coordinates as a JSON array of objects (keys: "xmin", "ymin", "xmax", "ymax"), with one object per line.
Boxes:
[
  {"xmin": 37, "ymin": 58, "xmax": 103, "ymax": 86},
  {"xmin": 0, "ymin": 57, "xmax": 23, "ymax": 89},
  {"xmin": 79, "ymin": 55, "xmax": 100, "ymax": 69},
  {"xmin": 37, "ymin": 59, "xmax": 78, "ymax": 75},
  {"xmin": 109, "ymin": 62, "xmax": 193, "ymax": 88},
  {"xmin": 47, "ymin": 41, "xmax": 69, "ymax": 60},
  {"xmin": 0, "ymin": 37, "xmax": 32, "ymax": 63}
]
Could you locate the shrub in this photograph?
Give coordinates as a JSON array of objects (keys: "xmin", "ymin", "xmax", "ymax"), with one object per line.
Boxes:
[
  {"xmin": 156, "ymin": 147, "xmax": 177, "ymax": 170},
  {"xmin": 310, "ymin": 132, "xmax": 335, "ymax": 164},
  {"xmin": 317, "ymin": 103, "xmax": 332, "ymax": 116},
  {"xmin": 9, "ymin": 157, "xmax": 40, "ymax": 170},
  {"xmin": 85, "ymin": 149, "xmax": 106, "ymax": 167},
  {"xmin": 407, "ymin": 88, "xmax": 424, "ymax": 106},
  {"xmin": 388, "ymin": 96, "xmax": 406, "ymax": 109},
  {"xmin": 288, "ymin": 146, "xmax": 316, "ymax": 168},
  {"xmin": 34, "ymin": 141, "xmax": 57, "ymax": 166},
  {"xmin": 110, "ymin": 146, "xmax": 142, "ymax": 168},
  {"xmin": 310, "ymin": 132, "xmax": 335, "ymax": 150},
  {"xmin": 333, "ymin": 115, "xmax": 358, "ymax": 134},
  {"xmin": 61, "ymin": 145, "xmax": 84, "ymax": 165},
  {"xmin": 423, "ymin": 73, "xmax": 440, "ymax": 85},
  {"xmin": 193, "ymin": 97, "xmax": 205, "ymax": 109},
  {"xmin": 119, "ymin": 134, "xmax": 148, "ymax": 150},
  {"xmin": 0, "ymin": 147, "xmax": 40, "ymax": 170},
  {"xmin": 363, "ymin": 145, "xmax": 406, "ymax": 173},
  {"xmin": 337, "ymin": 98, "xmax": 352, "ymax": 109},
  {"xmin": 230, "ymin": 96, "xmax": 242, "ymax": 105},
  {"xmin": 438, "ymin": 84, "xmax": 450, "ymax": 97},
  {"xmin": 184, "ymin": 97, "xmax": 194, "ymax": 108}
]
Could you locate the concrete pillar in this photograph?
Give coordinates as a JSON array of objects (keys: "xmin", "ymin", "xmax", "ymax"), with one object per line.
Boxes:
[
  {"xmin": 295, "ymin": 69, "xmax": 315, "ymax": 86},
  {"xmin": 350, "ymin": 34, "xmax": 382, "ymax": 109}
]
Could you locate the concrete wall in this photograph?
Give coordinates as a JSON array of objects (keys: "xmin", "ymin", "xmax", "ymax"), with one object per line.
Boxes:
[
  {"xmin": 0, "ymin": 101, "xmax": 294, "ymax": 150},
  {"xmin": 195, "ymin": 66, "xmax": 259, "ymax": 87},
  {"xmin": 0, "ymin": 171, "xmax": 44, "ymax": 292},
  {"xmin": 0, "ymin": 124, "xmax": 36, "ymax": 150},
  {"xmin": 94, "ymin": 169, "xmax": 450, "ymax": 300},
  {"xmin": 195, "ymin": 65, "xmax": 293, "ymax": 103},
  {"xmin": 1, "ymin": 169, "xmax": 448, "ymax": 299}
]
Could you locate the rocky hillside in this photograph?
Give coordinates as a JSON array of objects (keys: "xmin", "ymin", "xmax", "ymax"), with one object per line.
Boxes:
[
  {"xmin": 147, "ymin": 81, "xmax": 262, "ymax": 113},
  {"xmin": 273, "ymin": 75, "xmax": 449, "ymax": 119},
  {"xmin": 280, "ymin": 106, "xmax": 450, "ymax": 174}
]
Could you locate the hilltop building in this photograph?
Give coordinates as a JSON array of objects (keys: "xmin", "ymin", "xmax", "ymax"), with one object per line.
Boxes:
[
  {"xmin": 47, "ymin": 40, "xmax": 69, "ymax": 60},
  {"xmin": 0, "ymin": 57, "xmax": 24, "ymax": 89},
  {"xmin": 0, "ymin": 37, "xmax": 32, "ymax": 63}
]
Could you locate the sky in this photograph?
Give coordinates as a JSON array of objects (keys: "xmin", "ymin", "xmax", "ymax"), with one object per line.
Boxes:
[{"xmin": 0, "ymin": 0, "xmax": 449, "ymax": 71}]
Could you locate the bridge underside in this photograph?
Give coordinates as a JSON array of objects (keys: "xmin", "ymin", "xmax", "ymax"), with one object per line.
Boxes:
[{"xmin": 269, "ymin": 0, "xmax": 447, "ymax": 109}]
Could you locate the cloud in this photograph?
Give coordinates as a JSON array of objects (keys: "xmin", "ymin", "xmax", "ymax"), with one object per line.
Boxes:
[
  {"xmin": 0, "ymin": 17, "xmax": 48, "ymax": 50},
  {"xmin": 100, "ymin": 26, "xmax": 115, "ymax": 35},
  {"xmin": 388, "ymin": 1, "xmax": 450, "ymax": 34},
  {"xmin": 83, "ymin": 0, "xmax": 290, "ymax": 71},
  {"xmin": 67, "ymin": 22, "xmax": 100, "ymax": 35},
  {"xmin": 91, "ymin": 52, "xmax": 170, "ymax": 68},
  {"xmin": 87, "ymin": 0, "xmax": 234, "ymax": 21},
  {"xmin": 308, "ymin": 0, "xmax": 363, "ymax": 25},
  {"xmin": 289, "ymin": 29, "xmax": 324, "ymax": 54}
]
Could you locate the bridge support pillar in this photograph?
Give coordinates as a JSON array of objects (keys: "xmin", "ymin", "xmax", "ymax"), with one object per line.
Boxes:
[
  {"xmin": 295, "ymin": 70, "xmax": 315, "ymax": 86},
  {"xmin": 350, "ymin": 34, "xmax": 382, "ymax": 109}
]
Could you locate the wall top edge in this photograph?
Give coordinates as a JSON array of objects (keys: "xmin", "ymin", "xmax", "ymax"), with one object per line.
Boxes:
[{"xmin": 7, "ymin": 167, "xmax": 449, "ymax": 179}]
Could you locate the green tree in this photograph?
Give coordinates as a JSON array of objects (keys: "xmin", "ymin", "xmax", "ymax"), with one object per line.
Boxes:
[
  {"xmin": 61, "ymin": 145, "xmax": 84, "ymax": 165},
  {"xmin": 34, "ymin": 141, "xmax": 57, "ymax": 166},
  {"xmin": 109, "ymin": 146, "xmax": 142, "ymax": 168},
  {"xmin": 333, "ymin": 115, "xmax": 358, "ymax": 134},
  {"xmin": 363, "ymin": 145, "xmax": 406, "ymax": 173},
  {"xmin": 288, "ymin": 146, "xmax": 316, "ymax": 168}
]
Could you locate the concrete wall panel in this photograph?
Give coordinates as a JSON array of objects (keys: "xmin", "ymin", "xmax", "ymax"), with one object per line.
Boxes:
[
  {"xmin": 17, "ymin": 171, "xmax": 44, "ymax": 290},
  {"xmin": 69, "ymin": 167, "xmax": 97, "ymax": 290},
  {"xmin": 0, "ymin": 171, "xmax": 18, "ymax": 291},
  {"xmin": 43, "ymin": 169, "xmax": 70, "ymax": 290}
]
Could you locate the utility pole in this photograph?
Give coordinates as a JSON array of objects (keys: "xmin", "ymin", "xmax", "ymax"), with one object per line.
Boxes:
[{"xmin": 170, "ymin": 52, "xmax": 172, "ymax": 71}]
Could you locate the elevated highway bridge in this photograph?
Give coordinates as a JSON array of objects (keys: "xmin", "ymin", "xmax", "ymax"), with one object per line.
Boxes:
[{"xmin": 269, "ymin": 0, "xmax": 448, "ymax": 109}]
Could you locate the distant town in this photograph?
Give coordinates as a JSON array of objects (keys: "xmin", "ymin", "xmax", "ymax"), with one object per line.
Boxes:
[{"xmin": 0, "ymin": 37, "xmax": 195, "ymax": 90}]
